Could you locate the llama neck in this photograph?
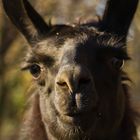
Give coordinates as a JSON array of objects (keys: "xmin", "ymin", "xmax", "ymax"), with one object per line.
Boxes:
[{"xmin": 19, "ymin": 93, "xmax": 48, "ymax": 140}]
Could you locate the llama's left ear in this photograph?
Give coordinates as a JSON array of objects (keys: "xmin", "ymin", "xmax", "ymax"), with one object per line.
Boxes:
[{"xmin": 100, "ymin": 0, "xmax": 139, "ymax": 38}]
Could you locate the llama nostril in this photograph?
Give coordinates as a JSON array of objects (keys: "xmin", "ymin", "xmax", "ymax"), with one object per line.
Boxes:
[
  {"xmin": 79, "ymin": 78, "xmax": 91, "ymax": 86},
  {"xmin": 56, "ymin": 81, "xmax": 68, "ymax": 88},
  {"xmin": 56, "ymin": 65, "xmax": 91, "ymax": 91}
]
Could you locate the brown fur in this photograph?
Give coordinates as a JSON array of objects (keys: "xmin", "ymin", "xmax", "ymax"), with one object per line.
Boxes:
[{"xmin": 2, "ymin": 0, "xmax": 139, "ymax": 140}]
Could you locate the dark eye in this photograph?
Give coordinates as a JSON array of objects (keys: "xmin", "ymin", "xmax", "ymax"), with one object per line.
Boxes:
[
  {"xmin": 29, "ymin": 64, "xmax": 41, "ymax": 78},
  {"xmin": 111, "ymin": 57, "xmax": 124, "ymax": 69}
]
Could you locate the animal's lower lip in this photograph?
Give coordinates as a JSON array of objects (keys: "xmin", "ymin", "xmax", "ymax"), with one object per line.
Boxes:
[
  {"xmin": 59, "ymin": 113, "xmax": 83, "ymax": 124},
  {"xmin": 58, "ymin": 110, "xmax": 97, "ymax": 125}
]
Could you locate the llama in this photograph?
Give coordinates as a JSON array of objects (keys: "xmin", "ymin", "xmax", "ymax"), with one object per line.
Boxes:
[{"xmin": 2, "ymin": 0, "xmax": 139, "ymax": 140}]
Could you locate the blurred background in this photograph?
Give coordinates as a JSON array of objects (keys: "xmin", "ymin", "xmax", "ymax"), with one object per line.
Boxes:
[{"xmin": 0, "ymin": 0, "xmax": 140, "ymax": 139}]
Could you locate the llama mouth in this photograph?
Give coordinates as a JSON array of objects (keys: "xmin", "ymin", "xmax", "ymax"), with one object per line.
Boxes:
[
  {"xmin": 56, "ymin": 110, "xmax": 98, "ymax": 132},
  {"xmin": 58, "ymin": 114, "xmax": 83, "ymax": 126},
  {"xmin": 54, "ymin": 101, "xmax": 97, "ymax": 126},
  {"xmin": 56, "ymin": 110, "xmax": 84, "ymax": 124},
  {"xmin": 57, "ymin": 109, "xmax": 97, "ymax": 126}
]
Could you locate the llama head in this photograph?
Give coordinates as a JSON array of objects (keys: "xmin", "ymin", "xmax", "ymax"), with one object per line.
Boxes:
[{"xmin": 2, "ymin": 0, "xmax": 139, "ymax": 139}]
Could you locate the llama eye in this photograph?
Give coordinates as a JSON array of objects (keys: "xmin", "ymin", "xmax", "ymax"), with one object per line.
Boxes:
[
  {"xmin": 111, "ymin": 58, "xmax": 124, "ymax": 69},
  {"xmin": 29, "ymin": 64, "xmax": 41, "ymax": 78}
]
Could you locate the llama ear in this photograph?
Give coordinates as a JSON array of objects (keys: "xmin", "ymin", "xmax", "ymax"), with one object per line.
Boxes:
[
  {"xmin": 100, "ymin": 0, "xmax": 139, "ymax": 38},
  {"xmin": 2, "ymin": 0, "xmax": 51, "ymax": 44}
]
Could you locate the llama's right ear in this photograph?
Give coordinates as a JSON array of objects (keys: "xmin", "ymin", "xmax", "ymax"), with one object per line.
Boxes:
[
  {"xmin": 100, "ymin": 0, "xmax": 139, "ymax": 39},
  {"xmin": 2, "ymin": 0, "xmax": 51, "ymax": 44}
]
